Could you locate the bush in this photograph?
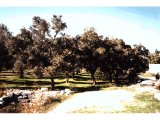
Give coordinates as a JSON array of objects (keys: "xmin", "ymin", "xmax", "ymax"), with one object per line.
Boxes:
[{"xmin": 155, "ymin": 81, "xmax": 160, "ymax": 90}]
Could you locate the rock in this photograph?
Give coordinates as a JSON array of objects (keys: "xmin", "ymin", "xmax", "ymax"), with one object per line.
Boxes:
[
  {"xmin": 21, "ymin": 92, "xmax": 32, "ymax": 99},
  {"xmin": 0, "ymin": 92, "xmax": 22, "ymax": 107},
  {"xmin": 64, "ymin": 89, "xmax": 72, "ymax": 96},
  {"xmin": 140, "ymin": 80, "xmax": 154, "ymax": 87},
  {"xmin": 60, "ymin": 90, "xmax": 65, "ymax": 95},
  {"xmin": 47, "ymin": 91, "xmax": 60, "ymax": 97},
  {"xmin": 64, "ymin": 89, "xmax": 75, "ymax": 95},
  {"xmin": 40, "ymin": 88, "xmax": 48, "ymax": 92},
  {"xmin": 3, "ymin": 93, "xmax": 19, "ymax": 104},
  {"xmin": 18, "ymin": 96, "xmax": 23, "ymax": 99},
  {"xmin": 154, "ymin": 93, "xmax": 160, "ymax": 101},
  {"xmin": 0, "ymin": 99, "xmax": 4, "ymax": 107},
  {"xmin": 16, "ymin": 91, "xmax": 32, "ymax": 99}
]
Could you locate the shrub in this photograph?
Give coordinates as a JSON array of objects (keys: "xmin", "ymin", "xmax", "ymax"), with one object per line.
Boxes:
[{"xmin": 155, "ymin": 81, "xmax": 160, "ymax": 90}]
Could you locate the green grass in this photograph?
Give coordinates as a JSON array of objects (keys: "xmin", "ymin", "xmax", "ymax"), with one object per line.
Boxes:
[
  {"xmin": 0, "ymin": 71, "xmax": 114, "ymax": 91},
  {"xmin": 0, "ymin": 70, "xmax": 130, "ymax": 92},
  {"xmin": 121, "ymin": 92, "xmax": 160, "ymax": 113}
]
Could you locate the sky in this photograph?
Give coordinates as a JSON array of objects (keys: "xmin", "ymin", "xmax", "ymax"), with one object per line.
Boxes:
[{"xmin": 0, "ymin": 7, "xmax": 160, "ymax": 53}]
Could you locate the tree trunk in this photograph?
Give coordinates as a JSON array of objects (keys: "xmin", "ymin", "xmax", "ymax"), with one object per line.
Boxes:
[
  {"xmin": 51, "ymin": 77, "xmax": 55, "ymax": 90},
  {"xmin": 108, "ymin": 71, "xmax": 112, "ymax": 83},
  {"xmin": 89, "ymin": 65, "xmax": 97, "ymax": 86},
  {"xmin": 91, "ymin": 73, "xmax": 96, "ymax": 86},
  {"xmin": 19, "ymin": 69, "xmax": 24, "ymax": 78},
  {"xmin": 72, "ymin": 72, "xmax": 75, "ymax": 78},
  {"xmin": 66, "ymin": 71, "xmax": 69, "ymax": 83}
]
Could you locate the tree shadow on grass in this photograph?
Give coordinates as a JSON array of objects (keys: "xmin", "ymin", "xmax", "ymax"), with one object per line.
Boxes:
[
  {"xmin": 69, "ymin": 81, "xmax": 92, "ymax": 85},
  {"xmin": 72, "ymin": 76, "xmax": 91, "ymax": 81},
  {"xmin": 0, "ymin": 75, "xmax": 131, "ymax": 91},
  {"xmin": 0, "ymin": 85, "xmax": 103, "ymax": 92},
  {"xmin": 0, "ymin": 79, "xmax": 51, "ymax": 85}
]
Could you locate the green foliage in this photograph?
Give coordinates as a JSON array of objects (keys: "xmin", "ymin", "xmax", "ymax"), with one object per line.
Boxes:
[
  {"xmin": 52, "ymin": 14, "xmax": 67, "ymax": 38},
  {"xmin": 0, "ymin": 24, "xmax": 13, "ymax": 71},
  {"xmin": 0, "ymin": 14, "xmax": 150, "ymax": 87},
  {"xmin": 13, "ymin": 58, "xmax": 24, "ymax": 78}
]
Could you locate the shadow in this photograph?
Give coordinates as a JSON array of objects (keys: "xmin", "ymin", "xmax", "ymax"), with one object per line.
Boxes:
[
  {"xmin": 0, "ymin": 79, "xmax": 51, "ymax": 86},
  {"xmin": 69, "ymin": 81, "xmax": 92, "ymax": 85},
  {"xmin": 0, "ymin": 79, "xmax": 68, "ymax": 88},
  {"xmin": 138, "ymin": 77, "xmax": 150, "ymax": 82},
  {"xmin": 0, "ymin": 80, "xmax": 26, "ymax": 85},
  {"xmin": 0, "ymin": 71, "xmax": 15, "ymax": 73},
  {"xmin": 0, "ymin": 74, "xmax": 16, "ymax": 76},
  {"xmin": 95, "ymin": 81, "xmax": 109, "ymax": 84},
  {"xmin": 73, "ymin": 77, "xmax": 91, "ymax": 81},
  {"xmin": 52, "ymin": 98, "xmax": 61, "ymax": 103},
  {"xmin": 24, "ymin": 76, "xmax": 66, "ymax": 79},
  {"xmin": 0, "ymin": 86, "xmax": 42, "ymax": 90}
]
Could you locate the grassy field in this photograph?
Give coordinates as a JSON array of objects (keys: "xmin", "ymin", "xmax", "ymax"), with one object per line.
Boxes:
[
  {"xmin": 0, "ymin": 70, "xmax": 116, "ymax": 92},
  {"xmin": 120, "ymin": 92, "xmax": 160, "ymax": 113},
  {"xmin": 0, "ymin": 70, "xmax": 154, "ymax": 91}
]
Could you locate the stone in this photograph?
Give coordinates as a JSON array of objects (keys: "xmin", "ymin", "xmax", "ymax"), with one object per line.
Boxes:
[
  {"xmin": 64, "ymin": 89, "xmax": 71, "ymax": 95},
  {"xmin": 40, "ymin": 88, "xmax": 48, "ymax": 92},
  {"xmin": 60, "ymin": 90, "xmax": 64, "ymax": 95},
  {"xmin": 0, "ymin": 100, "xmax": 4, "ymax": 107}
]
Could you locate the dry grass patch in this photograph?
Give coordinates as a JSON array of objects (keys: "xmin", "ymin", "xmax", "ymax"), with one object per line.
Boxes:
[{"xmin": 121, "ymin": 92, "xmax": 160, "ymax": 113}]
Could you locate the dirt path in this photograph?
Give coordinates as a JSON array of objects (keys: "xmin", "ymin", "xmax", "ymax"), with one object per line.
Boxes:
[{"xmin": 48, "ymin": 89, "xmax": 136, "ymax": 113}]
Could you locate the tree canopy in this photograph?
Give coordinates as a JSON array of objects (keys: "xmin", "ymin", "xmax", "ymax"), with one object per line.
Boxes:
[{"xmin": 0, "ymin": 14, "xmax": 151, "ymax": 87}]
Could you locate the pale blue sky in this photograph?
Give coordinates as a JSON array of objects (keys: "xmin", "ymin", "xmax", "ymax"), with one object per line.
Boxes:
[{"xmin": 0, "ymin": 7, "xmax": 160, "ymax": 52}]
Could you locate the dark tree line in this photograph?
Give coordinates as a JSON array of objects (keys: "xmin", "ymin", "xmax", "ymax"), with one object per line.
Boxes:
[{"xmin": 0, "ymin": 14, "xmax": 150, "ymax": 88}]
